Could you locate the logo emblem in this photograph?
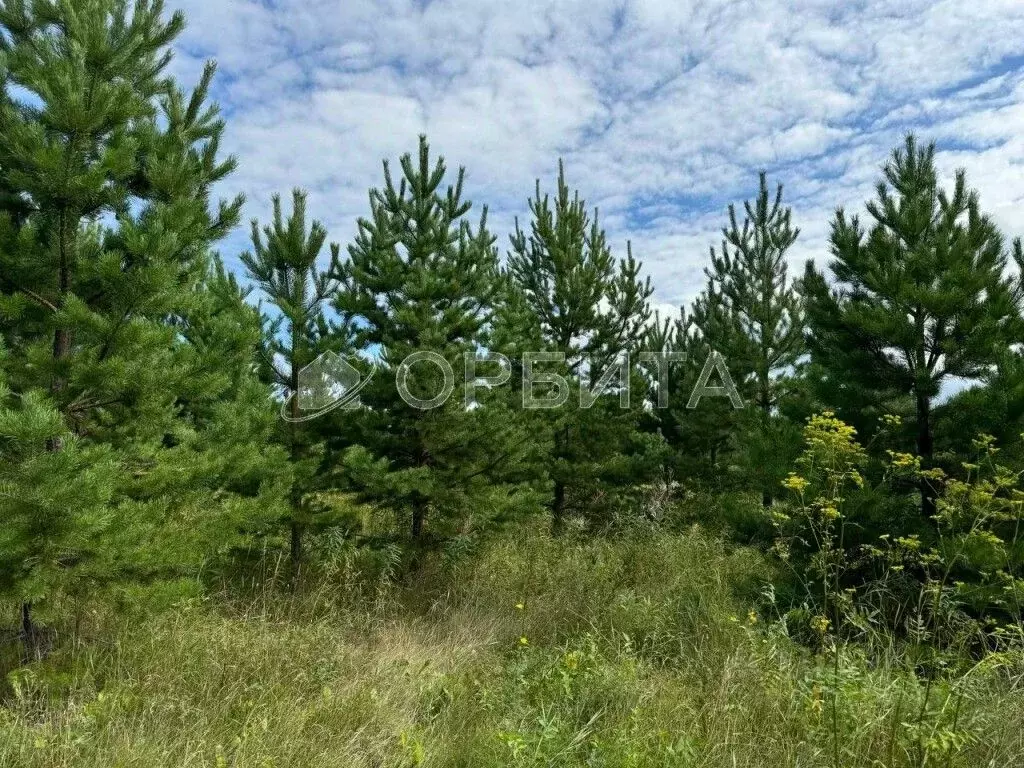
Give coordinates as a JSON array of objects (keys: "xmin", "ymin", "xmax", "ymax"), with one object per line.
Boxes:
[{"xmin": 281, "ymin": 351, "xmax": 373, "ymax": 422}]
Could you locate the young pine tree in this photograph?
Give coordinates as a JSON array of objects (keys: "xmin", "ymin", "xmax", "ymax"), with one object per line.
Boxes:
[
  {"xmin": 0, "ymin": 0, "xmax": 243, "ymax": 643},
  {"xmin": 704, "ymin": 173, "xmax": 804, "ymax": 505},
  {"xmin": 504, "ymin": 162, "xmax": 656, "ymax": 533},
  {"xmin": 803, "ymin": 135, "xmax": 1024, "ymax": 520},
  {"xmin": 646, "ymin": 295, "xmax": 743, "ymax": 485},
  {"xmin": 105, "ymin": 260, "xmax": 289, "ymax": 594},
  {"xmin": 240, "ymin": 190, "xmax": 338, "ymax": 570},
  {"xmin": 333, "ymin": 136, "xmax": 537, "ymax": 543}
]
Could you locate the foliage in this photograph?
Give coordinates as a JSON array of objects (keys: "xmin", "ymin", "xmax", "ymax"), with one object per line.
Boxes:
[
  {"xmin": 332, "ymin": 136, "xmax": 540, "ymax": 543},
  {"xmin": 503, "ymin": 161, "xmax": 660, "ymax": 532},
  {"xmin": 802, "ymin": 135, "xmax": 1024, "ymax": 519},
  {"xmin": 241, "ymin": 189, "xmax": 341, "ymax": 568},
  {"xmin": 0, "ymin": 0, "xmax": 280, "ymax": 643}
]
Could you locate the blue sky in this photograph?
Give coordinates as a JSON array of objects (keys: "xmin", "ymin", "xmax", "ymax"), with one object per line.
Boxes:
[{"xmin": 169, "ymin": 0, "xmax": 1024, "ymax": 318}]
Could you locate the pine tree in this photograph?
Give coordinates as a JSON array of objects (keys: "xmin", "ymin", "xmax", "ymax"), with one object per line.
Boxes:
[
  {"xmin": 505, "ymin": 162, "xmax": 656, "ymax": 533},
  {"xmin": 94, "ymin": 259, "xmax": 288, "ymax": 596},
  {"xmin": 803, "ymin": 135, "xmax": 1024, "ymax": 519},
  {"xmin": 332, "ymin": 136, "xmax": 537, "ymax": 543},
  {"xmin": 165, "ymin": 259, "xmax": 290, "ymax": 558},
  {"xmin": 644, "ymin": 289, "xmax": 745, "ymax": 487},
  {"xmin": 936, "ymin": 350, "xmax": 1024, "ymax": 464},
  {"xmin": 704, "ymin": 173, "xmax": 804, "ymax": 505},
  {"xmin": 240, "ymin": 189, "xmax": 338, "ymax": 570},
  {"xmin": 0, "ymin": 0, "xmax": 243, "ymax": 644}
]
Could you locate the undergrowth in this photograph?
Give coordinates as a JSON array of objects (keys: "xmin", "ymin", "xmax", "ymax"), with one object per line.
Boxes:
[{"xmin": 1, "ymin": 523, "xmax": 1022, "ymax": 767}]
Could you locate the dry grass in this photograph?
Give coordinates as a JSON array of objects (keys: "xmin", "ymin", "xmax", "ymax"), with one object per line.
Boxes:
[{"xmin": 1, "ymin": 526, "xmax": 1023, "ymax": 767}]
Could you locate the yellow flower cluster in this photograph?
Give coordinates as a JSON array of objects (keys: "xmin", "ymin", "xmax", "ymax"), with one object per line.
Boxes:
[
  {"xmin": 817, "ymin": 502, "xmax": 840, "ymax": 521},
  {"xmin": 968, "ymin": 529, "xmax": 1005, "ymax": 548},
  {"xmin": 810, "ymin": 615, "xmax": 831, "ymax": 635},
  {"xmin": 971, "ymin": 434, "xmax": 999, "ymax": 456},
  {"xmin": 801, "ymin": 412, "xmax": 867, "ymax": 470},
  {"xmin": 895, "ymin": 535, "xmax": 921, "ymax": 551},
  {"xmin": 887, "ymin": 450, "xmax": 920, "ymax": 471},
  {"xmin": 806, "ymin": 411, "xmax": 859, "ymax": 442},
  {"xmin": 782, "ymin": 473, "xmax": 809, "ymax": 493}
]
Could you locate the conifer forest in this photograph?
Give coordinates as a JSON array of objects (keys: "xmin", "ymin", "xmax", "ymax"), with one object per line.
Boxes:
[{"xmin": 2, "ymin": 1, "xmax": 1024, "ymax": 766}]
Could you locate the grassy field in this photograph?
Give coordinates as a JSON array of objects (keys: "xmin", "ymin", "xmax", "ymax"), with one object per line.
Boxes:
[{"xmin": 1, "ymin": 524, "xmax": 1023, "ymax": 767}]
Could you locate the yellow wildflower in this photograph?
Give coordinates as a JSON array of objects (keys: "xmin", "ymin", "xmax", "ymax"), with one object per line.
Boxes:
[
  {"xmin": 887, "ymin": 450, "xmax": 920, "ymax": 471},
  {"xmin": 782, "ymin": 473, "xmax": 809, "ymax": 493}
]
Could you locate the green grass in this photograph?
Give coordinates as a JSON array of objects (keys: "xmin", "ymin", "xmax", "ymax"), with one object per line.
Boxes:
[{"xmin": 1, "ymin": 524, "xmax": 1023, "ymax": 767}]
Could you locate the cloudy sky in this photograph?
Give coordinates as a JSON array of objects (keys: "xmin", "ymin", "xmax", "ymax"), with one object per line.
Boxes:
[{"xmin": 170, "ymin": 0, "xmax": 1024, "ymax": 317}]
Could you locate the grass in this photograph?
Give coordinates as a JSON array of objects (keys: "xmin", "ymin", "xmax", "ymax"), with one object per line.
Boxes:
[{"xmin": 1, "ymin": 523, "xmax": 1023, "ymax": 767}]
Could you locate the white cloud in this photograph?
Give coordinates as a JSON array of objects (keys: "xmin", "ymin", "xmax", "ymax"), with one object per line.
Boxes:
[{"xmin": 168, "ymin": 0, "xmax": 1024, "ymax": 316}]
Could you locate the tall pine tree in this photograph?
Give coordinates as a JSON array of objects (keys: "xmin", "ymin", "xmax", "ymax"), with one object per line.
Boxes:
[
  {"xmin": 0, "ymin": 0, "xmax": 244, "ymax": 643},
  {"xmin": 704, "ymin": 173, "xmax": 804, "ymax": 505},
  {"xmin": 241, "ymin": 189, "xmax": 338, "ymax": 570},
  {"xmin": 505, "ymin": 162, "xmax": 656, "ymax": 533},
  {"xmin": 332, "ymin": 136, "xmax": 537, "ymax": 544},
  {"xmin": 803, "ymin": 135, "xmax": 1024, "ymax": 520}
]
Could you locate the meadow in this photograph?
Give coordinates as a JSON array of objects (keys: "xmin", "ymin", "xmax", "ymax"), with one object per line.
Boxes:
[{"xmin": 2, "ymin": 512, "xmax": 1023, "ymax": 768}]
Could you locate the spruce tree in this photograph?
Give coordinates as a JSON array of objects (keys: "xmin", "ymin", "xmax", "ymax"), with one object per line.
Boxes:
[
  {"xmin": 803, "ymin": 135, "xmax": 1024, "ymax": 519},
  {"xmin": 704, "ymin": 173, "xmax": 804, "ymax": 505},
  {"xmin": 0, "ymin": 0, "xmax": 244, "ymax": 642},
  {"xmin": 332, "ymin": 136, "xmax": 536, "ymax": 543},
  {"xmin": 505, "ymin": 162, "xmax": 656, "ymax": 533},
  {"xmin": 240, "ymin": 189, "xmax": 337, "ymax": 570}
]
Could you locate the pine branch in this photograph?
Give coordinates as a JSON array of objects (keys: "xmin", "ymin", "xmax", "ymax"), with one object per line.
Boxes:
[{"xmin": 0, "ymin": 275, "xmax": 58, "ymax": 312}]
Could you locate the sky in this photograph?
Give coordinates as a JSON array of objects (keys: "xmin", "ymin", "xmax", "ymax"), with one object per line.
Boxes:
[{"xmin": 169, "ymin": 0, "xmax": 1024, "ymax": 319}]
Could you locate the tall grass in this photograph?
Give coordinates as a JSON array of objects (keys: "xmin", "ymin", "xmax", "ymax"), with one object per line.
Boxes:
[{"xmin": 1, "ymin": 524, "xmax": 1022, "ymax": 767}]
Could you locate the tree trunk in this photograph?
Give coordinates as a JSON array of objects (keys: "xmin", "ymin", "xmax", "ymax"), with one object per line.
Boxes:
[
  {"xmin": 916, "ymin": 390, "xmax": 936, "ymax": 520},
  {"xmin": 760, "ymin": 397, "xmax": 773, "ymax": 508},
  {"xmin": 551, "ymin": 480, "xmax": 566, "ymax": 536},
  {"xmin": 551, "ymin": 423, "xmax": 569, "ymax": 536},
  {"xmin": 31, "ymin": 220, "xmax": 73, "ymax": 658},
  {"xmin": 20, "ymin": 601, "xmax": 34, "ymax": 641}
]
